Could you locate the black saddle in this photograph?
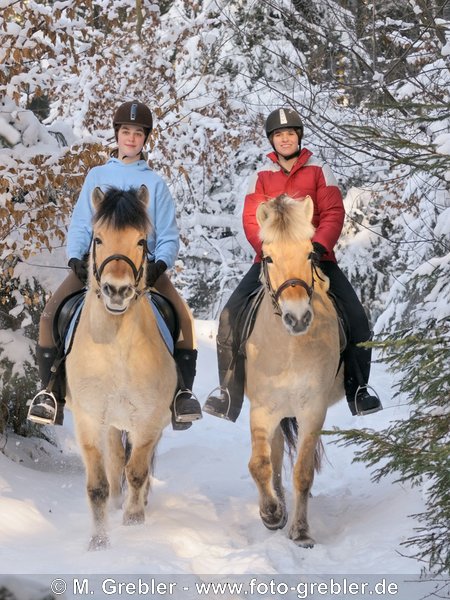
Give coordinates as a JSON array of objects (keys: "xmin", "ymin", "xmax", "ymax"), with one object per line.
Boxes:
[
  {"xmin": 150, "ymin": 290, "xmax": 180, "ymax": 344},
  {"xmin": 52, "ymin": 289, "xmax": 180, "ymax": 353},
  {"xmin": 236, "ymin": 285, "xmax": 348, "ymax": 356}
]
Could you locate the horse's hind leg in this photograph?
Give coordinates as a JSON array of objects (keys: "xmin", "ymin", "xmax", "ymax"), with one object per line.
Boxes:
[
  {"xmin": 123, "ymin": 436, "xmax": 158, "ymax": 525},
  {"xmin": 289, "ymin": 431, "xmax": 320, "ymax": 548},
  {"xmin": 107, "ymin": 427, "xmax": 126, "ymax": 510},
  {"xmin": 248, "ymin": 411, "xmax": 287, "ymax": 530}
]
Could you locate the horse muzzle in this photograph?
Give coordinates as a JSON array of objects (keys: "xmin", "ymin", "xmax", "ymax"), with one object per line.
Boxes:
[
  {"xmin": 100, "ymin": 282, "xmax": 137, "ymax": 314},
  {"xmin": 282, "ymin": 304, "xmax": 314, "ymax": 335}
]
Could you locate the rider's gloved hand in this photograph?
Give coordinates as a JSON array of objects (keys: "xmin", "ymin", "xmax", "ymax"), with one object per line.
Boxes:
[
  {"xmin": 68, "ymin": 257, "xmax": 89, "ymax": 284},
  {"xmin": 146, "ymin": 260, "xmax": 167, "ymax": 288},
  {"xmin": 310, "ymin": 242, "xmax": 327, "ymax": 268}
]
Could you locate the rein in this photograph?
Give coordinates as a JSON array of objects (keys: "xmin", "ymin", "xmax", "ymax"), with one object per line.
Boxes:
[
  {"xmin": 261, "ymin": 253, "xmax": 323, "ymax": 316},
  {"xmin": 92, "ymin": 237, "xmax": 148, "ymax": 296}
]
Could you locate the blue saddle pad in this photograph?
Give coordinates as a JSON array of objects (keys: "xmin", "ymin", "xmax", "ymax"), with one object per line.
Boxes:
[{"xmin": 64, "ymin": 294, "xmax": 174, "ymax": 355}]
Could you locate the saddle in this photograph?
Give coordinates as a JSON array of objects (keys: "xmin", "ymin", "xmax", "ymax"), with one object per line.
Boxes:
[
  {"xmin": 53, "ymin": 289, "xmax": 180, "ymax": 352},
  {"xmin": 48, "ymin": 290, "xmax": 180, "ymax": 399},
  {"xmin": 236, "ymin": 285, "xmax": 348, "ymax": 357}
]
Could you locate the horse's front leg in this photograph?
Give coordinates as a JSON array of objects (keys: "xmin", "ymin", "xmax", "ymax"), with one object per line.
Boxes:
[
  {"xmin": 80, "ymin": 441, "xmax": 110, "ymax": 551},
  {"xmin": 288, "ymin": 430, "xmax": 320, "ymax": 548},
  {"xmin": 123, "ymin": 436, "xmax": 158, "ymax": 525},
  {"xmin": 106, "ymin": 427, "xmax": 126, "ymax": 510},
  {"xmin": 248, "ymin": 410, "xmax": 287, "ymax": 530}
]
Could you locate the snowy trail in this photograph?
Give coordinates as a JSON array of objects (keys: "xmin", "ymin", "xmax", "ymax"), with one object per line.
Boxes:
[{"xmin": 0, "ymin": 320, "xmax": 441, "ymax": 599}]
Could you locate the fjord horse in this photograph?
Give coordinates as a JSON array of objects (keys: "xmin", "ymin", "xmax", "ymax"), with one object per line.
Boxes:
[
  {"xmin": 246, "ymin": 194, "xmax": 344, "ymax": 547},
  {"xmin": 65, "ymin": 185, "xmax": 177, "ymax": 550}
]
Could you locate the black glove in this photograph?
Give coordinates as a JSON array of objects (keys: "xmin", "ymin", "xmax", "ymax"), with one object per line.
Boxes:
[
  {"xmin": 310, "ymin": 242, "xmax": 327, "ymax": 268},
  {"xmin": 68, "ymin": 257, "xmax": 88, "ymax": 284},
  {"xmin": 146, "ymin": 260, "xmax": 167, "ymax": 288}
]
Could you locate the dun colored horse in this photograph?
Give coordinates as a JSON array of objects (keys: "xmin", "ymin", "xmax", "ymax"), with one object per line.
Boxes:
[
  {"xmin": 246, "ymin": 194, "xmax": 344, "ymax": 547},
  {"xmin": 65, "ymin": 185, "xmax": 177, "ymax": 550}
]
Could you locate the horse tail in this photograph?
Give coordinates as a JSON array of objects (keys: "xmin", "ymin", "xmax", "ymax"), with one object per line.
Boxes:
[
  {"xmin": 315, "ymin": 438, "xmax": 324, "ymax": 473},
  {"xmin": 280, "ymin": 417, "xmax": 298, "ymax": 464},
  {"xmin": 280, "ymin": 417, "xmax": 324, "ymax": 473}
]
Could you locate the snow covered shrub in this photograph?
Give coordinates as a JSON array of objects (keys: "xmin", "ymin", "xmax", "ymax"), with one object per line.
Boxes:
[{"xmin": 0, "ymin": 275, "xmax": 49, "ymax": 436}]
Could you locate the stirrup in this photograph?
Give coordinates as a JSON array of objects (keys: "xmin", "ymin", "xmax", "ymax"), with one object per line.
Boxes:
[
  {"xmin": 27, "ymin": 390, "xmax": 57, "ymax": 425},
  {"xmin": 354, "ymin": 385, "xmax": 383, "ymax": 416},
  {"xmin": 203, "ymin": 386, "xmax": 232, "ymax": 420},
  {"xmin": 172, "ymin": 389, "xmax": 202, "ymax": 423}
]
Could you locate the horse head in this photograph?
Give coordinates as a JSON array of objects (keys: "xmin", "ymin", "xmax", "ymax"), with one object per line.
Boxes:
[
  {"xmin": 91, "ymin": 185, "xmax": 151, "ymax": 314},
  {"xmin": 257, "ymin": 194, "xmax": 323, "ymax": 335}
]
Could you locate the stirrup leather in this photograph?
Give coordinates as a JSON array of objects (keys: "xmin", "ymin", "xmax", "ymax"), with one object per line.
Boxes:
[{"xmin": 27, "ymin": 390, "xmax": 58, "ymax": 425}]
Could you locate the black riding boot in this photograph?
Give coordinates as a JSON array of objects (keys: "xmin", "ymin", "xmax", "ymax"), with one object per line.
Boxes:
[
  {"xmin": 171, "ymin": 348, "xmax": 202, "ymax": 430},
  {"xmin": 27, "ymin": 346, "xmax": 66, "ymax": 426},
  {"xmin": 344, "ymin": 343, "xmax": 383, "ymax": 416},
  {"xmin": 203, "ymin": 341, "xmax": 245, "ymax": 422}
]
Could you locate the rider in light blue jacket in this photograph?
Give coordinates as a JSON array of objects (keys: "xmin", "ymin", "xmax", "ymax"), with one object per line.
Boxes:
[
  {"xmin": 28, "ymin": 101, "xmax": 202, "ymax": 430},
  {"xmin": 67, "ymin": 158, "xmax": 179, "ymax": 268}
]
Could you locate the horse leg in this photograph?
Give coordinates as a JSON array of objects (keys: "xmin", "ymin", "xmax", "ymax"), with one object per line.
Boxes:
[
  {"xmin": 123, "ymin": 437, "xmax": 157, "ymax": 525},
  {"xmin": 271, "ymin": 425, "xmax": 285, "ymax": 507},
  {"xmin": 78, "ymin": 438, "xmax": 110, "ymax": 551},
  {"xmin": 106, "ymin": 427, "xmax": 126, "ymax": 510},
  {"xmin": 248, "ymin": 412, "xmax": 287, "ymax": 530},
  {"xmin": 288, "ymin": 431, "xmax": 320, "ymax": 548}
]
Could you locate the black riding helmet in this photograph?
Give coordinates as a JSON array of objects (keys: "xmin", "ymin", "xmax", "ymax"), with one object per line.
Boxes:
[
  {"xmin": 265, "ymin": 107, "xmax": 304, "ymax": 143},
  {"xmin": 113, "ymin": 101, "xmax": 153, "ymax": 142}
]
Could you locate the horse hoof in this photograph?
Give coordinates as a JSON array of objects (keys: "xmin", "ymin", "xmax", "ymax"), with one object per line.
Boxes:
[
  {"xmin": 123, "ymin": 511, "xmax": 145, "ymax": 525},
  {"xmin": 260, "ymin": 506, "xmax": 288, "ymax": 530},
  {"xmin": 289, "ymin": 529, "xmax": 315, "ymax": 548},
  {"xmin": 88, "ymin": 534, "xmax": 110, "ymax": 551}
]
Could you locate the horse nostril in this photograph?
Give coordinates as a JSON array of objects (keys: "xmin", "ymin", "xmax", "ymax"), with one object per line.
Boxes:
[
  {"xmin": 102, "ymin": 283, "xmax": 112, "ymax": 297},
  {"xmin": 122, "ymin": 285, "xmax": 135, "ymax": 299},
  {"xmin": 302, "ymin": 309, "xmax": 312, "ymax": 329},
  {"xmin": 283, "ymin": 312, "xmax": 297, "ymax": 329}
]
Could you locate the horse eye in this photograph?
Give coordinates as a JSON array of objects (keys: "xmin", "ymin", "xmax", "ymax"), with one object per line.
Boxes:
[
  {"xmin": 137, "ymin": 239, "xmax": 146, "ymax": 247},
  {"xmin": 94, "ymin": 237, "xmax": 102, "ymax": 245}
]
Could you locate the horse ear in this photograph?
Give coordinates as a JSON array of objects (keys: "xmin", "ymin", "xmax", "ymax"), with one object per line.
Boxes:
[
  {"xmin": 256, "ymin": 202, "xmax": 270, "ymax": 226},
  {"xmin": 92, "ymin": 187, "xmax": 104, "ymax": 211},
  {"xmin": 302, "ymin": 195, "xmax": 314, "ymax": 223},
  {"xmin": 137, "ymin": 185, "xmax": 149, "ymax": 207}
]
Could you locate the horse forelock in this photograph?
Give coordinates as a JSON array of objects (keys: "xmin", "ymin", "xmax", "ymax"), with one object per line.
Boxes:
[
  {"xmin": 259, "ymin": 195, "xmax": 315, "ymax": 245},
  {"xmin": 93, "ymin": 187, "xmax": 151, "ymax": 233}
]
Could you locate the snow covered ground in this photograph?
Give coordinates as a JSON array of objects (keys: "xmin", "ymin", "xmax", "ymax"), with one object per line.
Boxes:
[{"xmin": 0, "ymin": 321, "xmax": 447, "ymax": 599}]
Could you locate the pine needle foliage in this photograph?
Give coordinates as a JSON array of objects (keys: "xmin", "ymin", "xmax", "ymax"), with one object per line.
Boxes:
[{"xmin": 331, "ymin": 320, "xmax": 450, "ymax": 574}]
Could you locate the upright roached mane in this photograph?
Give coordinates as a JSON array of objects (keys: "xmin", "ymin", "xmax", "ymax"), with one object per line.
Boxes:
[{"xmin": 257, "ymin": 194, "xmax": 315, "ymax": 245}]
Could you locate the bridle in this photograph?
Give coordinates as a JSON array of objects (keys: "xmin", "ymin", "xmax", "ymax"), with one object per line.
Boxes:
[
  {"xmin": 92, "ymin": 236, "xmax": 147, "ymax": 297},
  {"xmin": 261, "ymin": 253, "xmax": 322, "ymax": 316}
]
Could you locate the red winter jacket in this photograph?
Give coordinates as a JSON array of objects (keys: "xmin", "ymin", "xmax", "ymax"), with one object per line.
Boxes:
[{"xmin": 243, "ymin": 148, "xmax": 345, "ymax": 263}]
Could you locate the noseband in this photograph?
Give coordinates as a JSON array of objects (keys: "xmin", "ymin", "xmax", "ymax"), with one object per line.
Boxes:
[
  {"xmin": 92, "ymin": 237, "xmax": 147, "ymax": 294},
  {"xmin": 261, "ymin": 254, "xmax": 316, "ymax": 316}
]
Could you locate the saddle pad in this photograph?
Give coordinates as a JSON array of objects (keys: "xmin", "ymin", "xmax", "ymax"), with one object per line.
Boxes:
[{"xmin": 64, "ymin": 294, "xmax": 174, "ymax": 355}]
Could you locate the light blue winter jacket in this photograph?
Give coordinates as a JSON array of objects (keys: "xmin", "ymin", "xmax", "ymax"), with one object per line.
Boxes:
[{"xmin": 67, "ymin": 158, "xmax": 179, "ymax": 268}]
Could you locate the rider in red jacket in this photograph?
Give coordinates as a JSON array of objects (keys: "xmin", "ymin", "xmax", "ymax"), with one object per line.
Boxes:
[{"xmin": 204, "ymin": 107, "xmax": 383, "ymax": 420}]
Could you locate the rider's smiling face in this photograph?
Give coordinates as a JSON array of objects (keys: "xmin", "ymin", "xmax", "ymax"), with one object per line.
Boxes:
[
  {"xmin": 117, "ymin": 124, "xmax": 147, "ymax": 162},
  {"xmin": 272, "ymin": 128, "xmax": 299, "ymax": 157}
]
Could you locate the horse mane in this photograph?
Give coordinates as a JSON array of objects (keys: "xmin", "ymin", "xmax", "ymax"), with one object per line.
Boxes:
[
  {"xmin": 258, "ymin": 194, "xmax": 315, "ymax": 245},
  {"xmin": 93, "ymin": 186, "xmax": 151, "ymax": 233}
]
